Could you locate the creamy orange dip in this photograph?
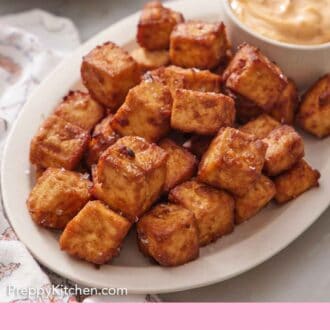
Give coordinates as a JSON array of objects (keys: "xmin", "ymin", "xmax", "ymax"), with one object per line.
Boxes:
[{"xmin": 229, "ymin": 0, "xmax": 330, "ymax": 45}]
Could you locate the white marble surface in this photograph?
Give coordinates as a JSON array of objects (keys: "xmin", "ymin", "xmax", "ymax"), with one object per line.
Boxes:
[{"xmin": 1, "ymin": 0, "xmax": 330, "ymax": 302}]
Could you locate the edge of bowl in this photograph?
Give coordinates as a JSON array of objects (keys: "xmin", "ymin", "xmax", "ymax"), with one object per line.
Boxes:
[{"xmin": 222, "ymin": 0, "xmax": 330, "ymax": 51}]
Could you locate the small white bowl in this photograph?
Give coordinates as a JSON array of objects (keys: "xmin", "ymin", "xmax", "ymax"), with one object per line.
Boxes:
[{"xmin": 221, "ymin": 0, "xmax": 330, "ymax": 90}]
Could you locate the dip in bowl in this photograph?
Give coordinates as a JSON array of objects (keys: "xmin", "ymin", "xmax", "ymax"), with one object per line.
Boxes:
[{"xmin": 221, "ymin": 0, "xmax": 330, "ymax": 90}]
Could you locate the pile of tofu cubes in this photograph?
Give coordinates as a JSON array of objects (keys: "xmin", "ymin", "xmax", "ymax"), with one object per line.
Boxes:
[{"xmin": 27, "ymin": 1, "xmax": 327, "ymax": 267}]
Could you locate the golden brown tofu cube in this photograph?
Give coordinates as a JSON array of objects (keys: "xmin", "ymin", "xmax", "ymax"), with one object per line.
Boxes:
[
  {"xmin": 145, "ymin": 65, "xmax": 221, "ymax": 93},
  {"xmin": 270, "ymin": 79, "xmax": 298, "ymax": 125},
  {"xmin": 171, "ymin": 89, "xmax": 236, "ymax": 135},
  {"xmin": 159, "ymin": 138, "xmax": 197, "ymax": 191},
  {"xmin": 223, "ymin": 43, "xmax": 287, "ymax": 111},
  {"xmin": 198, "ymin": 127, "xmax": 267, "ymax": 196},
  {"xmin": 297, "ymin": 74, "xmax": 330, "ymax": 138},
  {"xmin": 274, "ymin": 160, "xmax": 320, "ymax": 204},
  {"xmin": 137, "ymin": 203, "xmax": 199, "ymax": 266},
  {"xmin": 235, "ymin": 175, "xmax": 276, "ymax": 224},
  {"xmin": 30, "ymin": 115, "xmax": 90, "ymax": 170},
  {"xmin": 111, "ymin": 80, "xmax": 172, "ymax": 142},
  {"xmin": 130, "ymin": 47, "xmax": 170, "ymax": 72},
  {"xmin": 54, "ymin": 91, "xmax": 105, "ymax": 131},
  {"xmin": 59, "ymin": 200, "xmax": 131, "ymax": 264},
  {"xmin": 137, "ymin": 1, "xmax": 184, "ymax": 50},
  {"xmin": 27, "ymin": 168, "xmax": 92, "ymax": 229},
  {"xmin": 183, "ymin": 135, "xmax": 212, "ymax": 159},
  {"xmin": 169, "ymin": 180, "xmax": 234, "ymax": 246},
  {"xmin": 85, "ymin": 114, "xmax": 119, "ymax": 167},
  {"xmin": 170, "ymin": 21, "xmax": 230, "ymax": 70},
  {"xmin": 263, "ymin": 125, "xmax": 304, "ymax": 176},
  {"xmin": 240, "ymin": 114, "xmax": 281, "ymax": 139},
  {"xmin": 92, "ymin": 136, "xmax": 168, "ymax": 220},
  {"xmin": 81, "ymin": 42, "xmax": 141, "ymax": 110}
]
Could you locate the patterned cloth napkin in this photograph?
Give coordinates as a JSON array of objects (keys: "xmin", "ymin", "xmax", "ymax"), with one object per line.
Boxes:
[{"xmin": 0, "ymin": 9, "xmax": 156, "ymax": 303}]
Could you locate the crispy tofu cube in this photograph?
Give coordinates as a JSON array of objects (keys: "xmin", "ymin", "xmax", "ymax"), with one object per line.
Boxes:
[
  {"xmin": 263, "ymin": 125, "xmax": 304, "ymax": 176},
  {"xmin": 235, "ymin": 175, "xmax": 276, "ymax": 224},
  {"xmin": 223, "ymin": 43, "xmax": 287, "ymax": 111},
  {"xmin": 137, "ymin": 203, "xmax": 199, "ymax": 266},
  {"xmin": 297, "ymin": 74, "xmax": 330, "ymax": 138},
  {"xmin": 274, "ymin": 160, "xmax": 320, "ymax": 203},
  {"xmin": 27, "ymin": 168, "xmax": 92, "ymax": 229},
  {"xmin": 54, "ymin": 91, "xmax": 105, "ymax": 131},
  {"xmin": 85, "ymin": 114, "xmax": 119, "ymax": 167},
  {"xmin": 92, "ymin": 136, "xmax": 168, "ymax": 220},
  {"xmin": 159, "ymin": 138, "xmax": 197, "ymax": 191},
  {"xmin": 169, "ymin": 180, "xmax": 234, "ymax": 246},
  {"xmin": 81, "ymin": 42, "xmax": 141, "ymax": 110},
  {"xmin": 171, "ymin": 89, "xmax": 236, "ymax": 135},
  {"xmin": 110, "ymin": 80, "xmax": 172, "ymax": 142},
  {"xmin": 225, "ymin": 88, "xmax": 263, "ymax": 124},
  {"xmin": 59, "ymin": 200, "xmax": 131, "ymax": 264},
  {"xmin": 170, "ymin": 21, "xmax": 230, "ymax": 70},
  {"xmin": 270, "ymin": 79, "xmax": 298, "ymax": 125},
  {"xmin": 183, "ymin": 135, "xmax": 212, "ymax": 159},
  {"xmin": 137, "ymin": 1, "xmax": 184, "ymax": 50},
  {"xmin": 130, "ymin": 47, "xmax": 170, "ymax": 72},
  {"xmin": 145, "ymin": 65, "xmax": 221, "ymax": 93},
  {"xmin": 240, "ymin": 114, "xmax": 280, "ymax": 139},
  {"xmin": 30, "ymin": 115, "xmax": 90, "ymax": 170},
  {"xmin": 198, "ymin": 127, "xmax": 267, "ymax": 196}
]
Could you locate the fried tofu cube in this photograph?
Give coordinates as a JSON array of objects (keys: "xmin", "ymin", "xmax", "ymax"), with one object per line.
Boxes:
[
  {"xmin": 171, "ymin": 89, "xmax": 236, "ymax": 135},
  {"xmin": 169, "ymin": 180, "xmax": 234, "ymax": 246},
  {"xmin": 59, "ymin": 200, "xmax": 131, "ymax": 264},
  {"xmin": 274, "ymin": 160, "xmax": 320, "ymax": 204},
  {"xmin": 297, "ymin": 74, "xmax": 330, "ymax": 138},
  {"xmin": 85, "ymin": 114, "xmax": 119, "ymax": 167},
  {"xmin": 198, "ymin": 127, "xmax": 267, "ymax": 196},
  {"xmin": 240, "ymin": 114, "xmax": 280, "ymax": 139},
  {"xmin": 263, "ymin": 125, "xmax": 304, "ymax": 176},
  {"xmin": 130, "ymin": 47, "xmax": 170, "ymax": 72},
  {"xmin": 235, "ymin": 175, "xmax": 276, "ymax": 224},
  {"xmin": 81, "ymin": 42, "xmax": 141, "ymax": 110},
  {"xmin": 137, "ymin": 1, "xmax": 184, "ymax": 50},
  {"xmin": 54, "ymin": 91, "xmax": 105, "ymax": 131},
  {"xmin": 159, "ymin": 138, "xmax": 197, "ymax": 191},
  {"xmin": 270, "ymin": 79, "xmax": 298, "ymax": 125},
  {"xmin": 170, "ymin": 21, "xmax": 230, "ymax": 70},
  {"xmin": 27, "ymin": 168, "xmax": 92, "ymax": 229},
  {"xmin": 92, "ymin": 136, "xmax": 168, "ymax": 220},
  {"xmin": 223, "ymin": 43, "xmax": 287, "ymax": 111},
  {"xmin": 110, "ymin": 80, "xmax": 172, "ymax": 142},
  {"xmin": 30, "ymin": 115, "xmax": 90, "ymax": 170},
  {"xmin": 137, "ymin": 203, "xmax": 199, "ymax": 266},
  {"xmin": 183, "ymin": 135, "xmax": 212, "ymax": 159},
  {"xmin": 145, "ymin": 65, "xmax": 221, "ymax": 93}
]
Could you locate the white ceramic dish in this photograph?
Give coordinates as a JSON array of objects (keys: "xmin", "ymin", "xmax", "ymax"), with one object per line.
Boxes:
[
  {"xmin": 1, "ymin": 0, "xmax": 330, "ymax": 294},
  {"xmin": 221, "ymin": 0, "xmax": 330, "ymax": 90}
]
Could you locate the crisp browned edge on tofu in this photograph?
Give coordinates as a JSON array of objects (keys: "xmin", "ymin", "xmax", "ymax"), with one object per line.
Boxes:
[
  {"xmin": 59, "ymin": 200, "xmax": 132, "ymax": 264},
  {"xmin": 297, "ymin": 74, "xmax": 330, "ymax": 138},
  {"xmin": 274, "ymin": 159, "xmax": 320, "ymax": 204},
  {"xmin": 136, "ymin": 203, "xmax": 199, "ymax": 266}
]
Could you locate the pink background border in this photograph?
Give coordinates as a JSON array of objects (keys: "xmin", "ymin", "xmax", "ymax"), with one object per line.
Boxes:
[{"xmin": 1, "ymin": 304, "xmax": 329, "ymax": 329}]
